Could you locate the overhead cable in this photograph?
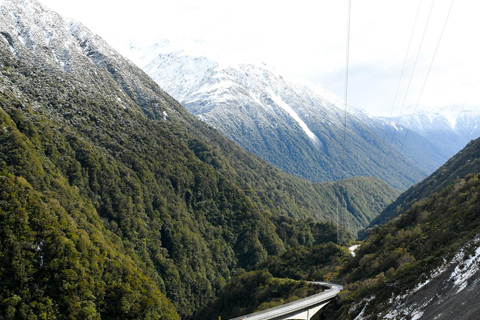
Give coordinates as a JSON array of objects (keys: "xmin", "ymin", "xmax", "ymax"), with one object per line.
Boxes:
[{"xmin": 397, "ymin": 0, "xmax": 456, "ymax": 158}]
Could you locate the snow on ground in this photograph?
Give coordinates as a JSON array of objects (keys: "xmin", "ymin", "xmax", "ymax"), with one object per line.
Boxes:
[
  {"xmin": 381, "ymin": 236, "xmax": 480, "ymax": 319},
  {"xmin": 194, "ymin": 78, "xmax": 238, "ymax": 96},
  {"xmin": 472, "ymin": 123, "xmax": 478, "ymax": 136},
  {"xmin": 352, "ymin": 297, "xmax": 374, "ymax": 320},
  {"xmin": 390, "ymin": 121, "xmax": 401, "ymax": 132},
  {"xmin": 449, "ymin": 245, "xmax": 480, "ymax": 293},
  {"xmin": 266, "ymin": 88, "xmax": 323, "ymax": 149},
  {"xmin": 441, "ymin": 110, "xmax": 458, "ymax": 129},
  {"xmin": 349, "ymin": 244, "xmax": 360, "ymax": 257}
]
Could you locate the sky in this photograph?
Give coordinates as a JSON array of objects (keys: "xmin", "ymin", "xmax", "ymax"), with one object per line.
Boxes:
[{"xmin": 38, "ymin": 0, "xmax": 479, "ymax": 116}]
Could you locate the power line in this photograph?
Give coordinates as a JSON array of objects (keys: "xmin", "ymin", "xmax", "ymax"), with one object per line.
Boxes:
[
  {"xmin": 389, "ymin": 0, "xmax": 436, "ymax": 147},
  {"xmin": 397, "ymin": 0, "xmax": 456, "ymax": 158},
  {"xmin": 381, "ymin": 0, "xmax": 424, "ymax": 149},
  {"xmin": 339, "ymin": 0, "xmax": 352, "ymax": 244},
  {"xmin": 343, "ymin": 0, "xmax": 352, "ymax": 160}
]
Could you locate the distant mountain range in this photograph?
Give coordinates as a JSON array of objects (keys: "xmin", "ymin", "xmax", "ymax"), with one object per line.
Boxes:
[
  {"xmin": 123, "ymin": 40, "xmax": 480, "ymax": 189},
  {"xmin": 371, "ymin": 107, "xmax": 480, "ymax": 171}
]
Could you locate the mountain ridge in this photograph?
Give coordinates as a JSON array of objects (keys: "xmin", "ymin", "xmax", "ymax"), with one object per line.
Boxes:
[{"xmin": 374, "ymin": 107, "xmax": 480, "ymax": 160}]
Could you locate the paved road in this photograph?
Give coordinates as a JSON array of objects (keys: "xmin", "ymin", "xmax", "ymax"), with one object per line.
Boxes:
[{"xmin": 229, "ymin": 281, "xmax": 343, "ymax": 320}]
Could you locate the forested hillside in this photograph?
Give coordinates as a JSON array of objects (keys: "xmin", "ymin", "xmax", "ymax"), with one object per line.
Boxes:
[
  {"xmin": 318, "ymin": 137, "xmax": 480, "ymax": 319},
  {"xmin": 193, "ymin": 270, "xmax": 325, "ymax": 320},
  {"xmin": 206, "ymin": 136, "xmax": 480, "ymax": 320},
  {"xmin": 0, "ymin": 50, "xmax": 336, "ymax": 318},
  {"xmin": 0, "ymin": 164, "xmax": 180, "ymax": 319},
  {"xmin": 364, "ymin": 137, "xmax": 480, "ymax": 234},
  {"xmin": 0, "ymin": 0, "xmax": 400, "ymax": 317}
]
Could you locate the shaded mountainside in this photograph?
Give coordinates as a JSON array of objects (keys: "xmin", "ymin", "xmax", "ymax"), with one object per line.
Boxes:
[
  {"xmin": 125, "ymin": 41, "xmax": 427, "ymax": 190},
  {"xmin": 0, "ymin": 0, "xmax": 400, "ymax": 318},
  {"xmin": 356, "ymin": 112, "xmax": 452, "ymax": 174},
  {"xmin": 318, "ymin": 138, "xmax": 480, "ymax": 319},
  {"xmin": 363, "ymin": 137, "xmax": 480, "ymax": 235}
]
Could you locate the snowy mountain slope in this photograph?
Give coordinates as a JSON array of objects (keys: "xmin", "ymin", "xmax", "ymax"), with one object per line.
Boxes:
[
  {"xmin": 0, "ymin": 0, "xmax": 116, "ymax": 77},
  {"xmin": 0, "ymin": 0, "xmax": 183, "ymax": 120},
  {"xmin": 124, "ymin": 40, "xmax": 427, "ymax": 189}
]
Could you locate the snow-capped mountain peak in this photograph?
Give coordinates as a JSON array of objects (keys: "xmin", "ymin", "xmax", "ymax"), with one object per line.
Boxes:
[
  {"xmin": 126, "ymin": 37, "xmax": 350, "ymax": 119},
  {"xmin": 119, "ymin": 37, "xmax": 433, "ymax": 188},
  {"xmin": 0, "ymin": 0, "xmax": 186, "ymax": 118}
]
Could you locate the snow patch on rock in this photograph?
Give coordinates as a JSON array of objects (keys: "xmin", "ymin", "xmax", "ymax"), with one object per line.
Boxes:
[{"xmin": 449, "ymin": 244, "xmax": 480, "ymax": 293}]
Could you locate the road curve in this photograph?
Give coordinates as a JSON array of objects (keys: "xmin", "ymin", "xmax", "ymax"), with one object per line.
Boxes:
[{"xmin": 228, "ymin": 281, "xmax": 343, "ymax": 320}]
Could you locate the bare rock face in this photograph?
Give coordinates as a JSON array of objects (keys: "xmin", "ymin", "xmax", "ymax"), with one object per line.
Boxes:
[{"xmin": 351, "ymin": 237, "xmax": 480, "ymax": 320}]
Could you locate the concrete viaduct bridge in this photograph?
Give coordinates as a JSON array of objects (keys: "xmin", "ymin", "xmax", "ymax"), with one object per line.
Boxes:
[{"xmin": 228, "ymin": 282, "xmax": 343, "ymax": 320}]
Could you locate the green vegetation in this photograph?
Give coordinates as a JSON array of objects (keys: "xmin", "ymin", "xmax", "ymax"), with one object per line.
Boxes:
[
  {"xmin": 192, "ymin": 143, "xmax": 480, "ymax": 320},
  {"xmin": 5, "ymin": 7, "xmax": 477, "ymax": 316},
  {"xmin": 363, "ymin": 138, "xmax": 480, "ymax": 235},
  {"xmin": 316, "ymin": 136, "xmax": 480, "ymax": 319},
  {"xmin": 0, "ymin": 169, "xmax": 179, "ymax": 319},
  {"xmin": 193, "ymin": 270, "xmax": 324, "ymax": 320},
  {"xmin": 194, "ymin": 242, "xmax": 350, "ymax": 320},
  {"xmin": 260, "ymin": 242, "xmax": 350, "ymax": 282},
  {"xmin": 0, "ymin": 45, "xmax": 398, "ymax": 319}
]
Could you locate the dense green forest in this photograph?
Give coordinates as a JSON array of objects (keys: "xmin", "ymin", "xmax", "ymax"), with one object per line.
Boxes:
[
  {"xmin": 206, "ymin": 137, "xmax": 480, "ymax": 319},
  {"xmin": 316, "ymin": 138, "xmax": 480, "ymax": 319},
  {"xmin": 193, "ymin": 269, "xmax": 325, "ymax": 319},
  {"xmin": 195, "ymin": 242, "xmax": 350, "ymax": 319},
  {"xmin": 363, "ymin": 137, "xmax": 480, "ymax": 236},
  {"xmin": 0, "ymin": 51, "xmax": 329, "ymax": 318},
  {"xmin": 0, "ymin": 169, "xmax": 180, "ymax": 319},
  {"xmin": 5, "ymin": 2, "xmax": 480, "ymax": 319},
  {"xmin": 0, "ymin": 37, "xmax": 398, "ymax": 319}
]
